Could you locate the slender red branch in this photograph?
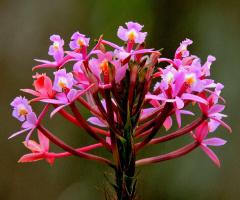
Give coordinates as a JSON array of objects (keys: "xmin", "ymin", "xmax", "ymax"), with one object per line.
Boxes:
[
  {"xmin": 135, "ymin": 103, "xmax": 173, "ymax": 152},
  {"xmin": 136, "ymin": 142, "xmax": 199, "ymax": 166},
  {"xmin": 148, "ymin": 115, "xmax": 207, "ymax": 145},
  {"xmin": 37, "ymin": 124, "xmax": 114, "ymax": 167},
  {"xmin": 70, "ymin": 103, "xmax": 112, "ymax": 151},
  {"xmin": 52, "ymin": 104, "xmax": 110, "ymax": 136},
  {"xmin": 44, "ymin": 143, "xmax": 103, "ymax": 158}
]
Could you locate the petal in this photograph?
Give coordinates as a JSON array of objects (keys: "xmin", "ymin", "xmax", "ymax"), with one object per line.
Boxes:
[
  {"xmin": 50, "ymin": 104, "xmax": 68, "ymax": 118},
  {"xmin": 208, "ymin": 117, "xmax": 232, "ymax": 132},
  {"xmin": 208, "ymin": 105, "xmax": 225, "ymax": 115},
  {"xmin": 23, "ymin": 140, "xmax": 42, "ymax": 152},
  {"xmin": 38, "ymin": 130, "xmax": 49, "ymax": 152},
  {"xmin": 163, "ymin": 116, "xmax": 172, "ymax": 131},
  {"xmin": 87, "ymin": 117, "xmax": 107, "ymax": 127},
  {"xmin": 195, "ymin": 121, "xmax": 209, "ymax": 142},
  {"xmin": 115, "ymin": 64, "xmax": 128, "ymax": 83},
  {"xmin": 18, "ymin": 153, "xmax": 44, "ymax": 163},
  {"xmin": 200, "ymin": 144, "xmax": 220, "ymax": 167},
  {"xmin": 175, "ymin": 96, "xmax": 184, "ymax": 109},
  {"xmin": 8, "ymin": 128, "xmax": 32, "ymax": 139},
  {"xmin": 203, "ymin": 138, "xmax": 227, "ymax": 146},
  {"xmin": 181, "ymin": 93, "xmax": 208, "ymax": 104}
]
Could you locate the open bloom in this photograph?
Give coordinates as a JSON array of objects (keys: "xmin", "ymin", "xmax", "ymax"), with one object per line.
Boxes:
[
  {"xmin": 52, "ymin": 69, "xmax": 74, "ymax": 92},
  {"xmin": 19, "ymin": 130, "xmax": 54, "ymax": 165},
  {"xmin": 117, "ymin": 22, "xmax": 147, "ymax": 44},
  {"xmin": 191, "ymin": 121, "xmax": 227, "ymax": 167},
  {"xmin": 11, "ymin": 96, "xmax": 32, "ymax": 121},
  {"xmin": 69, "ymin": 32, "xmax": 90, "ymax": 50}
]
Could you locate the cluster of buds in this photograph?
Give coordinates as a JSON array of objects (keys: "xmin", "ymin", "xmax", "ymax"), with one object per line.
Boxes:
[{"xmin": 10, "ymin": 22, "xmax": 231, "ymax": 199}]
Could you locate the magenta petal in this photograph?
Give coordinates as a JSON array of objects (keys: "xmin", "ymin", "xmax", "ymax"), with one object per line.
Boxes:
[
  {"xmin": 175, "ymin": 96, "xmax": 184, "ymax": 109},
  {"xmin": 21, "ymin": 89, "xmax": 41, "ymax": 97},
  {"xmin": 203, "ymin": 138, "xmax": 227, "ymax": 146},
  {"xmin": 179, "ymin": 110, "xmax": 194, "ymax": 115},
  {"xmin": 53, "ymin": 50, "xmax": 63, "ymax": 64},
  {"xmin": 101, "ymin": 40, "xmax": 123, "ymax": 51},
  {"xmin": 38, "ymin": 130, "xmax": 49, "ymax": 152},
  {"xmin": 41, "ymin": 99, "xmax": 64, "ymax": 104},
  {"xmin": 18, "ymin": 153, "xmax": 44, "ymax": 163},
  {"xmin": 181, "ymin": 93, "xmax": 208, "ymax": 104},
  {"xmin": 27, "ymin": 112, "xmax": 38, "ymax": 125},
  {"xmin": 145, "ymin": 94, "xmax": 168, "ymax": 101},
  {"xmin": 115, "ymin": 64, "xmax": 128, "ymax": 83},
  {"xmin": 200, "ymin": 144, "xmax": 220, "ymax": 167},
  {"xmin": 208, "ymin": 117, "xmax": 232, "ymax": 132},
  {"xmin": 23, "ymin": 140, "xmax": 42, "ymax": 152},
  {"xmin": 88, "ymin": 117, "xmax": 107, "ymax": 127},
  {"xmin": 67, "ymin": 89, "xmax": 77, "ymax": 102},
  {"xmin": 163, "ymin": 116, "xmax": 172, "ymax": 131},
  {"xmin": 208, "ymin": 105, "xmax": 225, "ymax": 115},
  {"xmin": 8, "ymin": 128, "xmax": 32, "ymax": 139},
  {"xmin": 195, "ymin": 121, "xmax": 209, "ymax": 142},
  {"xmin": 173, "ymin": 102, "xmax": 181, "ymax": 128},
  {"xmin": 50, "ymin": 104, "xmax": 68, "ymax": 118}
]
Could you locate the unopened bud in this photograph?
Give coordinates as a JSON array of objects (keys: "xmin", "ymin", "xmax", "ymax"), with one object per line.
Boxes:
[
  {"xmin": 108, "ymin": 61, "xmax": 116, "ymax": 83},
  {"xmin": 130, "ymin": 61, "xmax": 138, "ymax": 83},
  {"xmin": 148, "ymin": 52, "xmax": 161, "ymax": 68},
  {"xmin": 139, "ymin": 55, "xmax": 149, "ymax": 69},
  {"xmin": 138, "ymin": 67, "xmax": 148, "ymax": 83},
  {"xmin": 86, "ymin": 71, "xmax": 99, "ymax": 94}
]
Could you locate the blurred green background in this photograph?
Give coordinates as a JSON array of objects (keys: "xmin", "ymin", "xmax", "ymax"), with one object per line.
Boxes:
[{"xmin": 1, "ymin": 0, "xmax": 239, "ymax": 199}]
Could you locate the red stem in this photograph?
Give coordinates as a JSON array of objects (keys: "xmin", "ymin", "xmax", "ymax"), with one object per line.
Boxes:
[
  {"xmin": 136, "ymin": 142, "xmax": 199, "ymax": 166},
  {"xmin": 37, "ymin": 124, "xmax": 114, "ymax": 167},
  {"xmin": 44, "ymin": 143, "xmax": 103, "ymax": 158},
  {"xmin": 70, "ymin": 103, "xmax": 112, "ymax": 151}
]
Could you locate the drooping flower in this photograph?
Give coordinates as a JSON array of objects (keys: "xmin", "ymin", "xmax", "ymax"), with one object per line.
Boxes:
[
  {"xmin": 18, "ymin": 130, "xmax": 54, "ymax": 165},
  {"xmin": 52, "ymin": 69, "xmax": 74, "ymax": 92},
  {"xmin": 117, "ymin": 22, "xmax": 147, "ymax": 44},
  {"xmin": 9, "ymin": 112, "xmax": 38, "ymax": 142},
  {"xmin": 191, "ymin": 121, "xmax": 227, "ymax": 167},
  {"xmin": 11, "ymin": 96, "xmax": 32, "ymax": 122}
]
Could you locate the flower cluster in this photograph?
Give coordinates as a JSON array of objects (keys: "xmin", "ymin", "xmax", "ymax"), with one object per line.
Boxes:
[{"xmin": 10, "ymin": 22, "xmax": 231, "ymax": 199}]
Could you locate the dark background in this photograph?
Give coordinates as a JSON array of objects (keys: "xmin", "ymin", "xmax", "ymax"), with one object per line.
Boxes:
[{"xmin": 1, "ymin": 1, "xmax": 239, "ymax": 199}]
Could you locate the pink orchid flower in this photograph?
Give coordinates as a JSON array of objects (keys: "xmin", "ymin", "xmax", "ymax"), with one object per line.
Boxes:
[
  {"xmin": 10, "ymin": 96, "xmax": 32, "ymax": 122},
  {"xmin": 21, "ymin": 73, "xmax": 55, "ymax": 102},
  {"xmin": 41, "ymin": 85, "xmax": 94, "ymax": 118},
  {"xmin": 19, "ymin": 130, "xmax": 54, "ymax": 165},
  {"xmin": 117, "ymin": 22, "xmax": 147, "ymax": 44},
  {"xmin": 191, "ymin": 121, "xmax": 227, "ymax": 167},
  {"xmin": 52, "ymin": 68, "xmax": 74, "ymax": 92},
  {"xmin": 198, "ymin": 92, "xmax": 231, "ymax": 132}
]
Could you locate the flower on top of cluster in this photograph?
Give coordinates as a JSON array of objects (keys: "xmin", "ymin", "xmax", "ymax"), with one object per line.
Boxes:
[
  {"xmin": 48, "ymin": 35, "xmax": 64, "ymax": 55},
  {"xmin": 69, "ymin": 32, "xmax": 90, "ymax": 50},
  {"xmin": 175, "ymin": 38, "xmax": 193, "ymax": 59},
  {"xmin": 117, "ymin": 22, "xmax": 147, "ymax": 44},
  {"xmin": 48, "ymin": 35, "xmax": 64, "ymax": 64},
  {"xmin": 11, "ymin": 96, "xmax": 32, "ymax": 122},
  {"xmin": 52, "ymin": 69, "xmax": 74, "ymax": 92}
]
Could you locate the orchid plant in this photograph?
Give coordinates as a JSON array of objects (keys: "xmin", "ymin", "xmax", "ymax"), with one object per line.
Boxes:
[{"xmin": 10, "ymin": 22, "xmax": 231, "ymax": 199}]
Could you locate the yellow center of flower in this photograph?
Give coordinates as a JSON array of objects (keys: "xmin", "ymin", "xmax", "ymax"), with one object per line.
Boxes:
[
  {"xmin": 185, "ymin": 73, "xmax": 197, "ymax": 86},
  {"xmin": 100, "ymin": 59, "xmax": 108, "ymax": 72},
  {"xmin": 58, "ymin": 77, "xmax": 68, "ymax": 88},
  {"xmin": 77, "ymin": 38, "xmax": 85, "ymax": 47},
  {"xmin": 127, "ymin": 29, "xmax": 137, "ymax": 42},
  {"xmin": 17, "ymin": 104, "xmax": 28, "ymax": 115},
  {"xmin": 53, "ymin": 41, "xmax": 60, "ymax": 50},
  {"xmin": 166, "ymin": 71, "xmax": 174, "ymax": 84}
]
